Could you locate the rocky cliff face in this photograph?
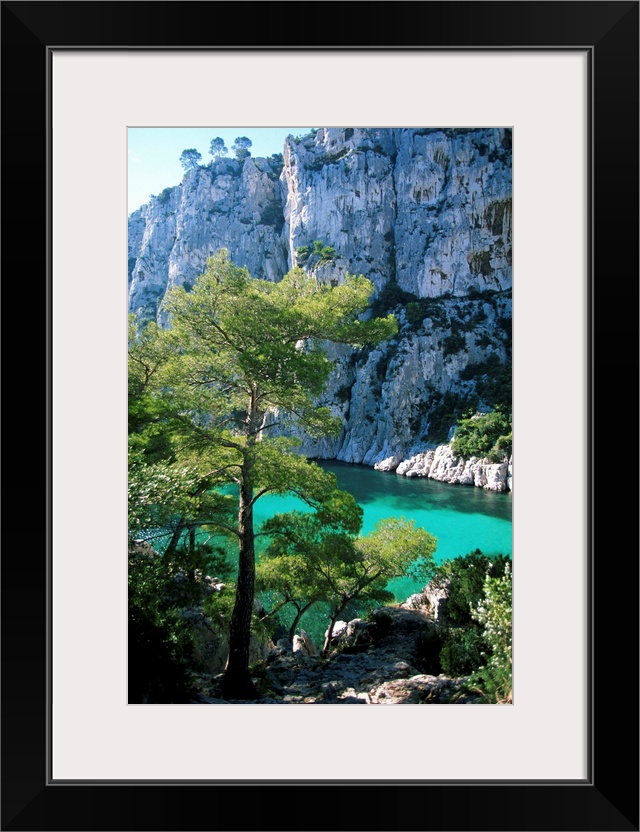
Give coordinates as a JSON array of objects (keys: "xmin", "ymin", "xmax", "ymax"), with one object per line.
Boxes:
[
  {"xmin": 283, "ymin": 127, "xmax": 511, "ymax": 298},
  {"xmin": 129, "ymin": 156, "xmax": 288, "ymax": 321},
  {"xmin": 128, "ymin": 128, "xmax": 512, "ymax": 486}
]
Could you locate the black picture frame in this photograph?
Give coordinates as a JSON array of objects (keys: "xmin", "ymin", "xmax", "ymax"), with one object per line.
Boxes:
[{"xmin": 2, "ymin": 2, "xmax": 638, "ymax": 830}]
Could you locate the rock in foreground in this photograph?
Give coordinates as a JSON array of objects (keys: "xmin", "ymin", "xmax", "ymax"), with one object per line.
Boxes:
[{"xmin": 191, "ymin": 606, "xmax": 480, "ymax": 705}]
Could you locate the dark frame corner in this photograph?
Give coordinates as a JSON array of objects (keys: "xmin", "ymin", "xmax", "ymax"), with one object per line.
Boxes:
[{"xmin": 2, "ymin": 1, "xmax": 638, "ymax": 830}]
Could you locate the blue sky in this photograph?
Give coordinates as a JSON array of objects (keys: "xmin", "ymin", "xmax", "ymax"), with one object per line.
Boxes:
[{"xmin": 128, "ymin": 127, "xmax": 314, "ymax": 215}]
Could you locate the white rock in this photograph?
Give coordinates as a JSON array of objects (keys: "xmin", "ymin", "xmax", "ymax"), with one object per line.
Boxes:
[{"xmin": 374, "ymin": 455, "xmax": 402, "ymax": 472}]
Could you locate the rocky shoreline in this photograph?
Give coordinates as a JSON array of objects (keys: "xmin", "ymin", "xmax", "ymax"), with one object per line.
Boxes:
[{"xmin": 373, "ymin": 443, "xmax": 512, "ymax": 493}]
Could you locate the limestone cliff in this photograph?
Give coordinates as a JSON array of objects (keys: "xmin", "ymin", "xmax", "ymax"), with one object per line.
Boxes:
[
  {"xmin": 129, "ymin": 156, "xmax": 288, "ymax": 321},
  {"xmin": 128, "ymin": 128, "xmax": 512, "ymax": 487}
]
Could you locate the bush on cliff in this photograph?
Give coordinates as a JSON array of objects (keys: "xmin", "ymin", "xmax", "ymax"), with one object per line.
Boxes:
[
  {"xmin": 433, "ymin": 550, "xmax": 511, "ymax": 678},
  {"xmin": 464, "ymin": 564, "xmax": 513, "ymax": 703},
  {"xmin": 451, "ymin": 408, "xmax": 512, "ymax": 462}
]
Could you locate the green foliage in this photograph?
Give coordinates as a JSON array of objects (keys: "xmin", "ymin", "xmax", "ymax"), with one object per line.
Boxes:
[
  {"xmin": 267, "ymin": 153, "xmax": 284, "ymax": 177},
  {"xmin": 128, "ymin": 313, "xmax": 239, "ymax": 534},
  {"xmin": 232, "ymin": 136, "xmax": 252, "ymax": 159},
  {"xmin": 460, "ymin": 355, "xmax": 512, "ymax": 413},
  {"xmin": 369, "ymin": 284, "xmax": 450, "ymax": 332},
  {"xmin": 296, "ymin": 240, "xmax": 337, "ymax": 266},
  {"xmin": 451, "ymin": 408, "xmax": 512, "ymax": 461},
  {"xmin": 128, "ymin": 315, "xmax": 177, "ymax": 460},
  {"xmin": 128, "ymin": 455, "xmax": 200, "ymax": 531},
  {"xmin": 132, "ymin": 249, "xmax": 398, "ymax": 697},
  {"xmin": 439, "ymin": 627, "xmax": 485, "ymax": 676},
  {"xmin": 259, "ymin": 203, "xmax": 284, "ymax": 231},
  {"xmin": 179, "ymin": 148, "xmax": 202, "ymax": 171},
  {"xmin": 405, "ymin": 301, "xmax": 424, "ymax": 327},
  {"xmin": 430, "ymin": 550, "xmax": 511, "ymax": 679},
  {"xmin": 128, "ymin": 541, "xmax": 228, "ymax": 702},
  {"xmin": 155, "ymin": 187, "xmax": 173, "ymax": 205},
  {"xmin": 369, "ymin": 281, "xmax": 417, "ymax": 318},
  {"xmin": 260, "ymin": 512, "xmax": 437, "ymax": 654},
  {"xmin": 442, "ymin": 330, "xmax": 466, "ymax": 357},
  {"xmin": 295, "ymin": 244, "xmax": 311, "ymax": 264},
  {"xmin": 321, "ymin": 245, "xmax": 336, "ymax": 262},
  {"xmin": 436, "ymin": 549, "xmax": 511, "ymax": 626},
  {"xmin": 209, "ymin": 137, "xmax": 228, "ymax": 160},
  {"xmin": 465, "ymin": 564, "xmax": 512, "ymax": 703},
  {"xmin": 162, "ymin": 252, "xmax": 395, "ymax": 433},
  {"xmin": 425, "ymin": 391, "xmax": 476, "ymax": 444}
]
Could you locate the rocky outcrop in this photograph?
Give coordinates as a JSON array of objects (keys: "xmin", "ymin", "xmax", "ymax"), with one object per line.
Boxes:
[
  {"xmin": 129, "ymin": 156, "xmax": 288, "ymax": 321},
  {"xmin": 402, "ymin": 576, "xmax": 451, "ymax": 621},
  {"xmin": 293, "ymin": 629, "xmax": 317, "ymax": 657},
  {"xmin": 393, "ymin": 446, "xmax": 512, "ymax": 492},
  {"xmin": 128, "ymin": 128, "xmax": 512, "ymax": 485},
  {"xmin": 191, "ymin": 605, "xmax": 479, "ymax": 704}
]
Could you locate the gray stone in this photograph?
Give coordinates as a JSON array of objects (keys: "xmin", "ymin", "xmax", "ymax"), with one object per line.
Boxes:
[{"xmin": 128, "ymin": 129, "xmax": 512, "ymax": 492}]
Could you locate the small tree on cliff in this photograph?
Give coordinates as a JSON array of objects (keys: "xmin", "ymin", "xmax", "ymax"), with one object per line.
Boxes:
[
  {"xmin": 161, "ymin": 250, "xmax": 397, "ymax": 698},
  {"xmin": 256, "ymin": 492, "xmax": 364, "ymax": 641},
  {"xmin": 232, "ymin": 136, "xmax": 252, "ymax": 160},
  {"xmin": 209, "ymin": 137, "xmax": 228, "ymax": 161},
  {"xmin": 179, "ymin": 148, "xmax": 202, "ymax": 171}
]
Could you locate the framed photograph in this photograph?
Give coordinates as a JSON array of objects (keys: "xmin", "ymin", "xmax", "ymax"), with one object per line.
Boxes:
[{"xmin": 3, "ymin": 2, "xmax": 637, "ymax": 830}]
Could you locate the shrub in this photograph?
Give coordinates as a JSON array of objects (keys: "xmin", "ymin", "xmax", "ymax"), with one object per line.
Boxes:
[
  {"xmin": 260, "ymin": 204, "xmax": 284, "ymax": 232},
  {"xmin": 335, "ymin": 384, "xmax": 351, "ymax": 404},
  {"xmin": 267, "ymin": 153, "xmax": 284, "ymax": 177},
  {"xmin": 437, "ymin": 549, "xmax": 511, "ymax": 626},
  {"xmin": 128, "ymin": 540, "xmax": 231, "ymax": 703},
  {"xmin": 451, "ymin": 409, "xmax": 512, "ymax": 460},
  {"xmin": 369, "ymin": 281, "xmax": 417, "ymax": 317},
  {"xmin": 431, "ymin": 551, "xmax": 511, "ymax": 679},
  {"xmin": 439, "ymin": 627, "xmax": 485, "ymax": 676},
  {"xmin": 442, "ymin": 331, "xmax": 466, "ymax": 356},
  {"xmin": 156, "ymin": 187, "xmax": 173, "ymax": 206},
  {"xmin": 426, "ymin": 391, "xmax": 477, "ymax": 444},
  {"xmin": 296, "ymin": 240, "xmax": 337, "ymax": 266},
  {"xmin": 460, "ymin": 355, "xmax": 512, "ymax": 413},
  {"xmin": 312, "ymin": 239, "xmax": 336, "ymax": 262},
  {"xmin": 295, "ymin": 244, "xmax": 311, "ymax": 264},
  {"xmin": 465, "ymin": 565, "xmax": 512, "ymax": 703},
  {"xmin": 405, "ymin": 301, "xmax": 425, "ymax": 328}
]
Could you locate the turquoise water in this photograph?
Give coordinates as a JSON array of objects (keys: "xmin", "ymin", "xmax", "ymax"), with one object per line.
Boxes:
[
  {"xmin": 253, "ymin": 460, "xmax": 512, "ymax": 604},
  {"xmin": 252, "ymin": 460, "xmax": 511, "ymax": 644},
  {"xmin": 147, "ymin": 459, "xmax": 512, "ymax": 647}
]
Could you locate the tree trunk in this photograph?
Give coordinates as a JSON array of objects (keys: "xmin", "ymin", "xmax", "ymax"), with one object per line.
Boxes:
[
  {"xmin": 223, "ymin": 476, "xmax": 257, "ymax": 699},
  {"xmin": 165, "ymin": 518, "xmax": 185, "ymax": 555},
  {"xmin": 223, "ymin": 389, "xmax": 261, "ymax": 700},
  {"xmin": 288, "ymin": 602, "xmax": 314, "ymax": 643},
  {"xmin": 322, "ymin": 609, "xmax": 342, "ymax": 657}
]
